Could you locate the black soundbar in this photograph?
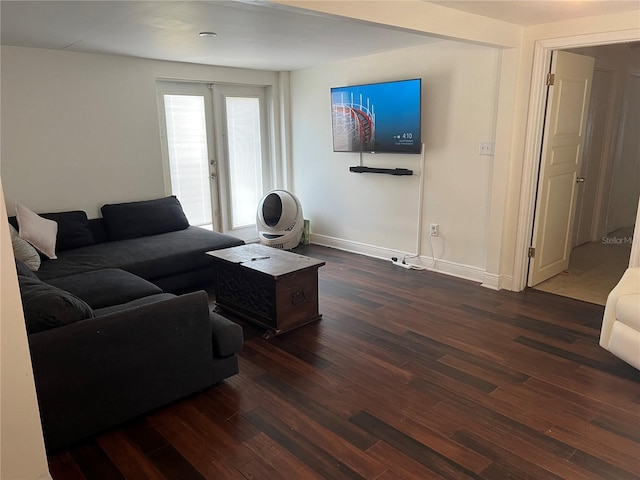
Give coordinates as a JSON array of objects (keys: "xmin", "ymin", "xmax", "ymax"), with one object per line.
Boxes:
[{"xmin": 349, "ymin": 166, "xmax": 413, "ymax": 176}]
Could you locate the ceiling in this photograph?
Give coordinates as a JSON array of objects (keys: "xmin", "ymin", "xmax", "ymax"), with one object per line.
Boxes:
[
  {"xmin": 1, "ymin": 1, "xmax": 639, "ymax": 71},
  {"xmin": 429, "ymin": 1, "xmax": 640, "ymax": 27},
  {"xmin": 0, "ymin": 1, "xmax": 439, "ymax": 71}
]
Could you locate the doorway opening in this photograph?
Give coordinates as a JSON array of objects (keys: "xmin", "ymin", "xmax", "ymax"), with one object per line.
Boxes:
[{"xmin": 529, "ymin": 42, "xmax": 640, "ymax": 305}]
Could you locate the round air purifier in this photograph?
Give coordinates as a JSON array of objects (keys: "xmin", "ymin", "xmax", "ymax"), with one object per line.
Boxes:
[{"xmin": 257, "ymin": 190, "xmax": 304, "ymax": 250}]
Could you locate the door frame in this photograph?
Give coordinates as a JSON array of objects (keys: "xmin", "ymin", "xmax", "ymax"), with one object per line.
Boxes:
[
  {"xmin": 513, "ymin": 29, "xmax": 640, "ymax": 291},
  {"xmin": 527, "ymin": 50, "xmax": 595, "ymax": 287}
]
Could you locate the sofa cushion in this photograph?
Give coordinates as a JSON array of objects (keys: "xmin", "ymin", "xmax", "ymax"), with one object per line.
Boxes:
[
  {"xmin": 210, "ymin": 311, "xmax": 244, "ymax": 357},
  {"xmin": 15, "ymin": 203, "xmax": 58, "ymax": 259},
  {"xmin": 35, "ymin": 226, "xmax": 244, "ymax": 283},
  {"xmin": 616, "ymin": 293, "xmax": 640, "ymax": 332},
  {"xmin": 93, "ymin": 293, "xmax": 177, "ymax": 316},
  {"xmin": 9, "ymin": 224, "xmax": 41, "ymax": 271},
  {"xmin": 41, "ymin": 211, "xmax": 96, "ymax": 252},
  {"xmin": 101, "ymin": 196, "xmax": 189, "ymax": 241},
  {"xmin": 15, "ymin": 258, "xmax": 40, "ymax": 279},
  {"xmin": 47, "ymin": 269, "xmax": 163, "ymax": 309},
  {"xmin": 18, "ymin": 276, "xmax": 95, "ymax": 334}
]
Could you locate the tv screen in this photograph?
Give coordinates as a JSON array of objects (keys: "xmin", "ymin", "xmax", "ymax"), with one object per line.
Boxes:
[{"xmin": 331, "ymin": 78, "xmax": 422, "ymax": 154}]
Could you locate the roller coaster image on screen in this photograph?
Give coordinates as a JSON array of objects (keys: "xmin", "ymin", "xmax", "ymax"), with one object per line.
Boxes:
[
  {"xmin": 331, "ymin": 92, "xmax": 376, "ymax": 152},
  {"xmin": 331, "ymin": 78, "xmax": 421, "ymax": 154}
]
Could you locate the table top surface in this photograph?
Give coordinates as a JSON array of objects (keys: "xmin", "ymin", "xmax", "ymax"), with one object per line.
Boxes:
[{"xmin": 206, "ymin": 244, "xmax": 325, "ymax": 277}]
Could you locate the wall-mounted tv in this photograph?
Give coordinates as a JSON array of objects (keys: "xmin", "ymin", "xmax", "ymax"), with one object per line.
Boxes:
[{"xmin": 331, "ymin": 78, "xmax": 422, "ymax": 154}]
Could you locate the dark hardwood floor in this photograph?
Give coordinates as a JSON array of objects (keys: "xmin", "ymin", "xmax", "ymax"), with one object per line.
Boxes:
[{"xmin": 48, "ymin": 245, "xmax": 640, "ymax": 479}]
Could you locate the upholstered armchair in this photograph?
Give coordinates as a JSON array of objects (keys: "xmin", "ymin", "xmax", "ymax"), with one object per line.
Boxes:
[{"xmin": 599, "ymin": 198, "xmax": 640, "ymax": 370}]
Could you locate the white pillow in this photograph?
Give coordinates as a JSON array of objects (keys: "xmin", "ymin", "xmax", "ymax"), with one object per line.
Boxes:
[
  {"xmin": 9, "ymin": 223, "xmax": 41, "ymax": 271},
  {"xmin": 15, "ymin": 203, "xmax": 58, "ymax": 259}
]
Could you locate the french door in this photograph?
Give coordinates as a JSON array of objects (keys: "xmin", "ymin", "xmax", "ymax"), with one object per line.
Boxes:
[
  {"xmin": 157, "ymin": 81, "xmax": 270, "ymax": 241},
  {"xmin": 214, "ymin": 85, "xmax": 270, "ymax": 241}
]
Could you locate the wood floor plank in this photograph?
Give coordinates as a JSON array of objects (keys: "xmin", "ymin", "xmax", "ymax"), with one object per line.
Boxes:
[
  {"xmin": 68, "ymin": 443, "xmax": 126, "ymax": 480},
  {"xmin": 349, "ymin": 411, "xmax": 484, "ymax": 480},
  {"xmin": 451, "ymin": 429, "xmax": 564, "ymax": 480},
  {"xmin": 366, "ymin": 441, "xmax": 449, "ymax": 480},
  {"xmin": 46, "ymin": 245, "xmax": 639, "ymax": 480},
  {"xmin": 346, "ymin": 396, "xmax": 492, "ymax": 474},
  {"xmin": 412, "ymin": 377, "xmax": 571, "ymax": 456},
  {"xmin": 434, "ymin": 405, "xmax": 605, "ymax": 480},
  {"xmin": 96, "ymin": 430, "xmax": 167, "ymax": 480},
  {"xmin": 246, "ymin": 380, "xmax": 387, "ymax": 478},
  {"xmin": 244, "ymin": 406, "xmax": 368, "ymax": 480},
  {"xmin": 515, "ymin": 335, "xmax": 640, "ymax": 381},
  {"xmin": 546, "ymin": 424, "xmax": 639, "ymax": 476},
  {"xmin": 47, "ymin": 452, "xmax": 87, "ymax": 480},
  {"xmin": 123, "ymin": 420, "xmax": 207, "ymax": 480},
  {"xmin": 254, "ymin": 373, "xmax": 379, "ymax": 451},
  {"xmin": 401, "ymin": 331, "xmax": 532, "ymax": 384},
  {"xmin": 243, "ymin": 432, "xmax": 326, "ymax": 480},
  {"xmin": 148, "ymin": 408, "xmax": 247, "ymax": 479}
]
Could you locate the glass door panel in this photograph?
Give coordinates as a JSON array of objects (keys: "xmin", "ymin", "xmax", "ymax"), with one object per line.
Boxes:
[
  {"xmin": 215, "ymin": 85, "xmax": 271, "ymax": 241},
  {"xmin": 225, "ymin": 96, "xmax": 263, "ymax": 228},
  {"xmin": 157, "ymin": 82, "xmax": 220, "ymax": 231},
  {"xmin": 163, "ymin": 94, "xmax": 212, "ymax": 227}
]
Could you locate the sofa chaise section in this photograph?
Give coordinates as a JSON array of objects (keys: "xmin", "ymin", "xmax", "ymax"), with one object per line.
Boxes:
[
  {"xmin": 36, "ymin": 226, "xmax": 243, "ymax": 291},
  {"xmin": 28, "ymin": 290, "xmax": 242, "ymax": 451}
]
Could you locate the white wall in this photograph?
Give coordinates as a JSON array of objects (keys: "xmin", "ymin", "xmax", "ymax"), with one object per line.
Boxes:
[
  {"xmin": 278, "ymin": 2, "xmax": 640, "ymax": 291},
  {"xmin": 290, "ymin": 41, "xmax": 501, "ymax": 278},
  {"xmin": 0, "ymin": 46, "xmax": 281, "ymax": 218},
  {"xmin": 0, "ymin": 181, "xmax": 52, "ymax": 480}
]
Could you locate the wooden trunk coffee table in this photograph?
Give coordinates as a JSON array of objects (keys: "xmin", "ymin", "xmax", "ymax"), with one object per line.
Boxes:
[{"xmin": 206, "ymin": 244, "xmax": 325, "ymax": 339}]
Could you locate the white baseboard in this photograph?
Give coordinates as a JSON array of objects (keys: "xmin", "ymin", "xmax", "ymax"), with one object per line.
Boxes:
[
  {"xmin": 499, "ymin": 274, "xmax": 515, "ymax": 291},
  {"xmin": 481, "ymin": 273, "xmax": 500, "ymax": 290},
  {"xmin": 310, "ymin": 233, "xmax": 492, "ymax": 286}
]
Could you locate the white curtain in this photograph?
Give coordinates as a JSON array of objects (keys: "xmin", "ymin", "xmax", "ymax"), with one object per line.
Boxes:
[{"xmin": 630, "ymin": 196, "xmax": 640, "ymax": 268}]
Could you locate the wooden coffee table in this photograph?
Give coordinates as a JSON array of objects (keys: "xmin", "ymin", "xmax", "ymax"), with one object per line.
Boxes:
[{"xmin": 206, "ymin": 244, "xmax": 325, "ymax": 338}]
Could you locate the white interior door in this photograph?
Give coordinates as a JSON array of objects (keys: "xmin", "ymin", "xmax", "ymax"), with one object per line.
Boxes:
[
  {"xmin": 214, "ymin": 84, "xmax": 271, "ymax": 242},
  {"xmin": 528, "ymin": 51, "xmax": 595, "ymax": 287}
]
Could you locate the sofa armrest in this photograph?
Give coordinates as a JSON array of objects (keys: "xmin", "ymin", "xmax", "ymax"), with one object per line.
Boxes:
[
  {"xmin": 28, "ymin": 290, "xmax": 214, "ymax": 451},
  {"xmin": 600, "ymin": 267, "xmax": 640, "ymax": 348}
]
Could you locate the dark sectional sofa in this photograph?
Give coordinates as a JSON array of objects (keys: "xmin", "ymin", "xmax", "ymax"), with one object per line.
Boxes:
[{"xmin": 10, "ymin": 196, "xmax": 246, "ymax": 451}]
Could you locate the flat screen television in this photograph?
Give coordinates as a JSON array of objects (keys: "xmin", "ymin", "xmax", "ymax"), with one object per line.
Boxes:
[{"xmin": 331, "ymin": 78, "xmax": 422, "ymax": 154}]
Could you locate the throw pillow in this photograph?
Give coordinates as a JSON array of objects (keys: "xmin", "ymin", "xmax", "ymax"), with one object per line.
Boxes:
[
  {"xmin": 9, "ymin": 223, "xmax": 41, "ymax": 270},
  {"xmin": 41, "ymin": 210, "xmax": 95, "ymax": 251},
  {"xmin": 15, "ymin": 203, "xmax": 58, "ymax": 259},
  {"xmin": 18, "ymin": 276, "xmax": 95, "ymax": 334},
  {"xmin": 101, "ymin": 195, "xmax": 190, "ymax": 241},
  {"xmin": 15, "ymin": 258, "xmax": 40, "ymax": 279}
]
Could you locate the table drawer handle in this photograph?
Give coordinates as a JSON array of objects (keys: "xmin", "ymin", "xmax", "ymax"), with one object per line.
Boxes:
[{"xmin": 291, "ymin": 291, "xmax": 306, "ymax": 306}]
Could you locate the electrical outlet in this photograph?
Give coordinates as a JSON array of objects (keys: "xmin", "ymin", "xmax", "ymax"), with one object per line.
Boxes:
[
  {"xmin": 430, "ymin": 223, "xmax": 439, "ymax": 237},
  {"xmin": 479, "ymin": 142, "xmax": 495, "ymax": 156}
]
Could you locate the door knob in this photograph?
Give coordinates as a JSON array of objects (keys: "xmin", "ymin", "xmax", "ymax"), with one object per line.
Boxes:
[{"xmin": 576, "ymin": 177, "xmax": 586, "ymax": 183}]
